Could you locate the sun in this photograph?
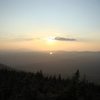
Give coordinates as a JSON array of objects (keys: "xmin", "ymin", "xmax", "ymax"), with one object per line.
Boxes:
[{"xmin": 47, "ymin": 37, "xmax": 55, "ymax": 44}]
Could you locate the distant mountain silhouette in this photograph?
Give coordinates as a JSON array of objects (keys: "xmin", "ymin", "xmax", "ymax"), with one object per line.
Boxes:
[
  {"xmin": 0, "ymin": 63, "xmax": 9, "ymax": 69},
  {"xmin": 0, "ymin": 63, "xmax": 14, "ymax": 71}
]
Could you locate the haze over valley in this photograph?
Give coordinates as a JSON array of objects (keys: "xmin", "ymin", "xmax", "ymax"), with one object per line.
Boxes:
[{"xmin": 0, "ymin": 51, "xmax": 100, "ymax": 83}]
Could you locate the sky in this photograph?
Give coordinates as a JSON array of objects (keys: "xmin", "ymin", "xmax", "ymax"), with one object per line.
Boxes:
[{"xmin": 0, "ymin": 0, "xmax": 100, "ymax": 51}]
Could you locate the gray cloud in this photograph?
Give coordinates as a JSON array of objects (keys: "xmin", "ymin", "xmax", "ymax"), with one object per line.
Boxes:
[
  {"xmin": 55, "ymin": 37, "xmax": 77, "ymax": 41},
  {"xmin": 11, "ymin": 37, "xmax": 40, "ymax": 42}
]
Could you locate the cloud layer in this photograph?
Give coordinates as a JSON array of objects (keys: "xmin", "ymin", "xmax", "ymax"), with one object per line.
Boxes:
[
  {"xmin": 55, "ymin": 37, "xmax": 77, "ymax": 41},
  {"xmin": 13, "ymin": 38, "xmax": 33, "ymax": 41}
]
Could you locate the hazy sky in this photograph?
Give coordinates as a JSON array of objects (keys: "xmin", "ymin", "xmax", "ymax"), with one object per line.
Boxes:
[{"xmin": 0, "ymin": 0, "xmax": 100, "ymax": 51}]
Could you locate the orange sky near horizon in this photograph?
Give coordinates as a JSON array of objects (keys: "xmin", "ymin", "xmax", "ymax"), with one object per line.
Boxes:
[{"xmin": 0, "ymin": 37, "xmax": 100, "ymax": 52}]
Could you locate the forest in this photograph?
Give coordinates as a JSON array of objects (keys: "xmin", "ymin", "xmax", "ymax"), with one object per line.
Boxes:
[{"xmin": 0, "ymin": 64, "xmax": 100, "ymax": 100}]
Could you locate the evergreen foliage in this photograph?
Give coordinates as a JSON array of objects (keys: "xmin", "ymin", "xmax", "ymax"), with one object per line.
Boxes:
[{"xmin": 0, "ymin": 65, "xmax": 100, "ymax": 100}]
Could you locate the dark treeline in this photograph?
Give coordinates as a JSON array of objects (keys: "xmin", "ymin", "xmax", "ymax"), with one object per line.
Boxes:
[{"xmin": 0, "ymin": 64, "xmax": 100, "ymax": 100}]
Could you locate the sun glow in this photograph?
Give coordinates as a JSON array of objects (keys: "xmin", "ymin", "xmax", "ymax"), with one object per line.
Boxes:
[
  {"xmin": 49, "ymin": 52, "xmax": 53, "ymax": 55},
  {"xmin": 47, "ymin": 37, "xmax": 55, "ymax": 44}
]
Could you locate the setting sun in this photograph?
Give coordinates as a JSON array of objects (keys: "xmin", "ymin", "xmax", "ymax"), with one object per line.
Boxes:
[{"xmin": 47, "ymin": 37, "xmax": 55, "ymax": 44}]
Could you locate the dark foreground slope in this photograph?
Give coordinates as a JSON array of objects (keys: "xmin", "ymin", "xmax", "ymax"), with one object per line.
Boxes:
[{"xmin": 0, "ymin": 65, "xmax": 100, "ymax": 100}]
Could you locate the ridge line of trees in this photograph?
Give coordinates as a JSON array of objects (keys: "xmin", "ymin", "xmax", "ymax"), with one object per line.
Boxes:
[{"xmin": 0, "ymin": 65, "xmax": 100, "ymax": 100}]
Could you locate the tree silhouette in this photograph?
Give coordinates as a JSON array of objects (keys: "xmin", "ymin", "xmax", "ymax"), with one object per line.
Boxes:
[{"xmin": 0, "ymin": 65, "xmax": 100, "ymax": 100}]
